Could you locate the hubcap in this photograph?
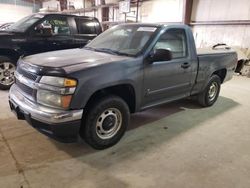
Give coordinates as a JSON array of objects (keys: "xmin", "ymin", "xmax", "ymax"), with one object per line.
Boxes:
[
  {"xmin": 0, "ymin": 62, "xmax": 16, "ymax": 86},
  {"xmin": 96, "ymin": 108, "xmax": 122, "ymax": 139},
  {"xmin": 208, "ymin": 82, "xmax": 218, "ymax": 101}
]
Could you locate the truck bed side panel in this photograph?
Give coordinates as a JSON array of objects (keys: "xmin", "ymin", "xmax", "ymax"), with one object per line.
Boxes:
[{"xmin": 191, "ymin": 51, "xmax": 237, "ymax": 95}]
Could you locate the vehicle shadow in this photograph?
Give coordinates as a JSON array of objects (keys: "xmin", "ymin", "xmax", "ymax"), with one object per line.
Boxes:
[
  {"xmin": 52, "ymin": 96, "xmax": 239, "ymax": 159},
  {"xmin": 128, "ymin": 98, "xmax": 200, "ymax": 131}
]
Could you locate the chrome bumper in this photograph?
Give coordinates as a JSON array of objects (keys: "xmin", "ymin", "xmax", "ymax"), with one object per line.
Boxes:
[{"xmin": 9, "ymin": 84, "xmax": 83, "ymax": 124}]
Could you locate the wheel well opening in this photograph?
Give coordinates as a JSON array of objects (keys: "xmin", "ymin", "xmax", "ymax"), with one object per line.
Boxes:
[
  {"xmin": 85, "ymin": 84, "xmax": 136, "ymax": 113},
  {"xmin": 0, "ymin": 49, "xmax": 20, "ymax": 62},
  {"xmin": 212, "ymin": 69, "xmax": 227, "ymax": 83}
]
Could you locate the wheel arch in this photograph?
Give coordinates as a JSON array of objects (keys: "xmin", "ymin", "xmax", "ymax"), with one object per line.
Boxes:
[
  {"xmin": 211, "ymin": 68, "xmax": 227, "ymax": 83},
  {"xmin": 83, "ymin": 83, "xmax": 136, "ymax": 114},
  {"xmin": 0, "ymin": 49, "xmax": 21, "ymax": 63}
]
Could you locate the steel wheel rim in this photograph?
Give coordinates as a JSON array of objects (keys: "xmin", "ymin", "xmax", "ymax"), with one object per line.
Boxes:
[
  {"xmin": 0, "ymin": 62, "xmax": 16, "ymax": 86},
  {"xmin": 96, "ymin": 108, "xmax": 122, "ymax": 139},
  {"xmin": 208, "ymin": 82, "xmax": 218, "ymax": 101}
]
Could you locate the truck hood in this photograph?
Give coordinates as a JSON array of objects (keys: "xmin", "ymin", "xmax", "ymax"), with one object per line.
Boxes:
[{"xmin": 23, "ymin": 48, "xmax": 133, "ymax": 71}]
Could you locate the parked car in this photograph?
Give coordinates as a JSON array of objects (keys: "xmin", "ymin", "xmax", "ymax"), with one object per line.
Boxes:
[
  {"xmin": 0, "ymin": 13, "xmax": 102, "ymax": 89},
  {"xmin": 9, "ymin": 23, "xmax": 237, "ymax": 149},
  {"xmin": 0, "ymin": 22, "xmax": 14, "ymax": 30}
]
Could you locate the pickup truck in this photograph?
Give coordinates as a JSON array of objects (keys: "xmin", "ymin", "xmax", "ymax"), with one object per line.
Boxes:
[
  {"xmin": 9, "ymin": 23, "xmax": 237, "ymax": 149},
  {"xmin": 0, "ymin": 13, "xmax": 102, "ymax": 90}
]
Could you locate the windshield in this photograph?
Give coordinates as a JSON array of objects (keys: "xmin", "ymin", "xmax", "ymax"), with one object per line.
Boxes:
[
  {"xmin": 86, "ymin": 25, "xmax": 158, "ymax": 56},
  {"xmin": 7, "ymin": 14, "xmax": 43, "ymax": 32}
]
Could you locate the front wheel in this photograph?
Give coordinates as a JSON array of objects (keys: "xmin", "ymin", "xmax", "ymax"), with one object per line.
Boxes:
[
  {"xmin": 197, "ymin": 75, "xmax": 221, "ymax": 107},
  {"xmin": 80, "ymin": 95, "xmax": 130, "ymax": 150},
  {"xmin": 0, "ymin": 56, "xmax": 16, "ymax": 90}
]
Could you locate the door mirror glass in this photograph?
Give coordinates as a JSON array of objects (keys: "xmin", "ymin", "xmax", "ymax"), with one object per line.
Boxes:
[{"xmin": 149, "ymin": 49, "xmax": 172, "ymax": 62}]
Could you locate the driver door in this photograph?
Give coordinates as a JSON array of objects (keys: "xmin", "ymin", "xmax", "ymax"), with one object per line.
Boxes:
[
  {"xmin": 25, "ymin": 15, "xmax": 74, "ymax": 55},
  {"xmin": 43, "ymin": 16, "xmax": 74, "ymax": 51},
  {"xmin": 143, "ymin": 28, "xmax": 193, "ymax": 107}
]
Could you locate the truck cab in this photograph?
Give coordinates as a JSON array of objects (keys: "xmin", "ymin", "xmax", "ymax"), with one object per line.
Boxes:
[{"xmin": 0, "ymin": 13, "xmax": 102, "ymax": 89}]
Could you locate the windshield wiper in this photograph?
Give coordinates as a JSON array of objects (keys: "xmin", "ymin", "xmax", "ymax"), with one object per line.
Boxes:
[
  {"xmin": 95, "ymin": 48, "xmax": 130, "ymax": 56},
  {"xmin": 83, "ymin": 46, "xmax": 97, "ymax": 51}
]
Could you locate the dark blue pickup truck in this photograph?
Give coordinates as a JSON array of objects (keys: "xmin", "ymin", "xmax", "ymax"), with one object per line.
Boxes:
[
  {"xmin": 9, "ymin": 23, "xmax": 237, "ymax": 149},
  {"xmin": 0, "ymin": 13, "xmax": 102, "ymax": 89}
]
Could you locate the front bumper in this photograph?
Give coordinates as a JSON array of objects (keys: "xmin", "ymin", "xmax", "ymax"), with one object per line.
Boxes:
[{"xmin": 9, "ymin": 84, "xmax": 83, "ymax": 141}]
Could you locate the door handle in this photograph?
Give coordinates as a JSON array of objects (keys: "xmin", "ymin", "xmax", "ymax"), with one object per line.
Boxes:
[
  {"xmin": 181, "ymin": 62, "xmax": 190, "ymax": 69},
  {"xmin": 53, "ymin": 42, "xmax": 61, "ymax": 45}
]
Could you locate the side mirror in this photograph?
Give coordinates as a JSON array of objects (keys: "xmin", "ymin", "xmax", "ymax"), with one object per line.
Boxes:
[
  {"xmin": 34, "ymin": 23, "xmax": 53, "ymax": 37},
  {"xmin": 149, "ymin": 49, "xmax": 172, "ymax": 62}
]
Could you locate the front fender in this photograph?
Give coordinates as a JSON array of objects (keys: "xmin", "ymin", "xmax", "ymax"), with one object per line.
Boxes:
[
  {"xmin": 69, "ymin": 60, "xmax": 143, "ymax": 110},
  {"xmin": 71, "ymin": 79, "xmax": 138, "ymax": 109}
]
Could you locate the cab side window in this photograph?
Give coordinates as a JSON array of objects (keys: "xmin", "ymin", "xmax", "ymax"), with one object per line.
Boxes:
[
  {"xmin": 76, "ymin": 19, "xmax": 97, "ymax": 34},
  {"xmin": 35, "ymin": 17, "xmax": 70, "ymax": 35},
  {"xmin": 154, "ymin": 29, "xmax": 187, "ymax": 59}
]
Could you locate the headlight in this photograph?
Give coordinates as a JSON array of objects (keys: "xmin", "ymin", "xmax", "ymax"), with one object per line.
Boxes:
[
  {"xmin": 37, "ymin": 90, "xmax": 72, "ymax": 109},
  {"xmin": 37, "ymin": 76, "xmax": 77, "ymax": 109},
  {"xmin": 39, "ymin": 76, "xmax": 77, "ymax": 87}
]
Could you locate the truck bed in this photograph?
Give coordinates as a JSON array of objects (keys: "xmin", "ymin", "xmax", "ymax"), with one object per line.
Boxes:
[
  {"xmin": 197, "ymin": 48, "xmax": 236, "ymax": 56},
  {"xmin": 191, "ymin": 48, "xmax": 237, "ymax": 95}
]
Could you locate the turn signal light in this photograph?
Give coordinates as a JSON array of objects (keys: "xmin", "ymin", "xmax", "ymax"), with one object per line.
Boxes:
[
  {"xmin": 64, "ymin": 79, "xmax": 77, "ymax": 87},
  {"xmin": 61, "ymin": 95, "xmax": 73, "ymax": 108}
]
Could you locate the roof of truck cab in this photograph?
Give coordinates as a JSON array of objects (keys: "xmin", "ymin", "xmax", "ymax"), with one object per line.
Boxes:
[
  {"xmin": 117, "ymin": 23, "xmax": 188, "ymax": 28},
  {"xmin": 35, "ymin": 13, "xmax": 97, "ymax": 19}
]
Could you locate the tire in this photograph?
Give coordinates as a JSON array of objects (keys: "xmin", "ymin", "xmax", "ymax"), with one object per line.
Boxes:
[
  {"xmin": 80, "ymin": 95, "xmax": 130, "ymax": 150},
  {"xmin": 0, "ymin": 56, "xmax": 16, "ymax": 90},
  {"xmin": 197, "ymin": 75, "xmax": 221, "ymax": 107}
]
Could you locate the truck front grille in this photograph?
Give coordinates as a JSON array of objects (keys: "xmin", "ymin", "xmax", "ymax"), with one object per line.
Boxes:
[
  {"xmin": 16, "ymin": 66, "xmax": 38, "ymax": 81},
  {"xmin": 15, "ymin": 64, "xmax": 39, "ymax": 100},
  {"xmin": 15, "ymin": 79, "xmax": 34, "ymax": 96}
]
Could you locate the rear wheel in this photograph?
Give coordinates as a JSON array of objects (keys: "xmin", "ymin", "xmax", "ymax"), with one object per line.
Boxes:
[
  {"xmin": 80, "ymin": 95, "xmax": 130, "ymax": 150},
  {"xmin": 197, "ymin": 75, "xmax": 221, "ymax": 107},
  {"xmin": 0, "ymin": 56, "xmax": 16, "ymax": 90}
]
